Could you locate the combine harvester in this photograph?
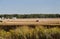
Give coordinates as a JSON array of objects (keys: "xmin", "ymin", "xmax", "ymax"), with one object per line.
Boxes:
[{"xmin": 0, "ymin": 18, "xmax": 60, "ymax": 26}]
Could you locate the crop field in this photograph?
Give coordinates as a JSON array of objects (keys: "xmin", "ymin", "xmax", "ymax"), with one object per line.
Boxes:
[
  {"xmin": 0, "ymin": 18, "xmax": 60, "ymax": 26},
  {"xmin": 0, "ymin": 18, "xmax": 60, "ymax": 39}
]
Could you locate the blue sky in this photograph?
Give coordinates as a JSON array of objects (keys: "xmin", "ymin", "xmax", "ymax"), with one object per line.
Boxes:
[{"xmin": 0, "ymin": 0, "xmax": 60, "ymax": 14}]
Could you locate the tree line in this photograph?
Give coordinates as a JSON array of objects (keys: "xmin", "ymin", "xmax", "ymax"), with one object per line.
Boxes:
[{"xmin": 0, "ymin": 14, "xmax": 60, "ymax": 18}]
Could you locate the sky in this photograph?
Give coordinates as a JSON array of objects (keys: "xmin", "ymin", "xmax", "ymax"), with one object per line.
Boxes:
[{"xmin": 0, "ymin": 0, "xmax": 60, "ymax": 14}]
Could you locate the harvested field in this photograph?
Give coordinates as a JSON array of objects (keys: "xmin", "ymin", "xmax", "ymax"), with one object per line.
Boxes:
[
  {"xmin": 0, "ymin": 18, "xmax": 60, "ymax": 39},
  {"xmin": 0, "ymin": 18, "xmax": 60, "ymax": 26}
]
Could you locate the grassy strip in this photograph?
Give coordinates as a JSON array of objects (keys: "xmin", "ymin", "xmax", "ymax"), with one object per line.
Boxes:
[{"xmin": 0, "ymin": 26, "xmax": 60, "ymax": 39}]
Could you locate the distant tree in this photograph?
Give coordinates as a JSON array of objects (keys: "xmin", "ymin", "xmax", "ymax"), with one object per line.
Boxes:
[{"xmin": 0, "ymin": 14, "xmax": 60, "ymax": 18}]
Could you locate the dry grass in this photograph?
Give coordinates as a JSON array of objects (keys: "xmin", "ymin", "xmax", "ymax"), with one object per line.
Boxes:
[
  {"xmin": 0, "ymin": 18, "xmax": 60, "ymax": 39},
  {"xmin": 0, "ymin": 26, "xmax": 60, "ymax": 39}
]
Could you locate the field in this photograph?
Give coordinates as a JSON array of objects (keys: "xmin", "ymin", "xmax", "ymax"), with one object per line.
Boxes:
[
  {"xmin": 0, "ymin": 18, "xmax": 60, "ymax": 26},
  {"xmin": 0, "ymin": 18, "xmax": 60, "ymax": 39}
]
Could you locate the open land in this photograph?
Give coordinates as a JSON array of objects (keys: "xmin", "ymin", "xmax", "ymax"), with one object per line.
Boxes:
[
  {"xmin": 0, "ymin": 18, "xmax": 60, "ymax": 26},
  {"xmin": 0, "ymin": 18, "xmax": 60, "ymax": 39}
]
